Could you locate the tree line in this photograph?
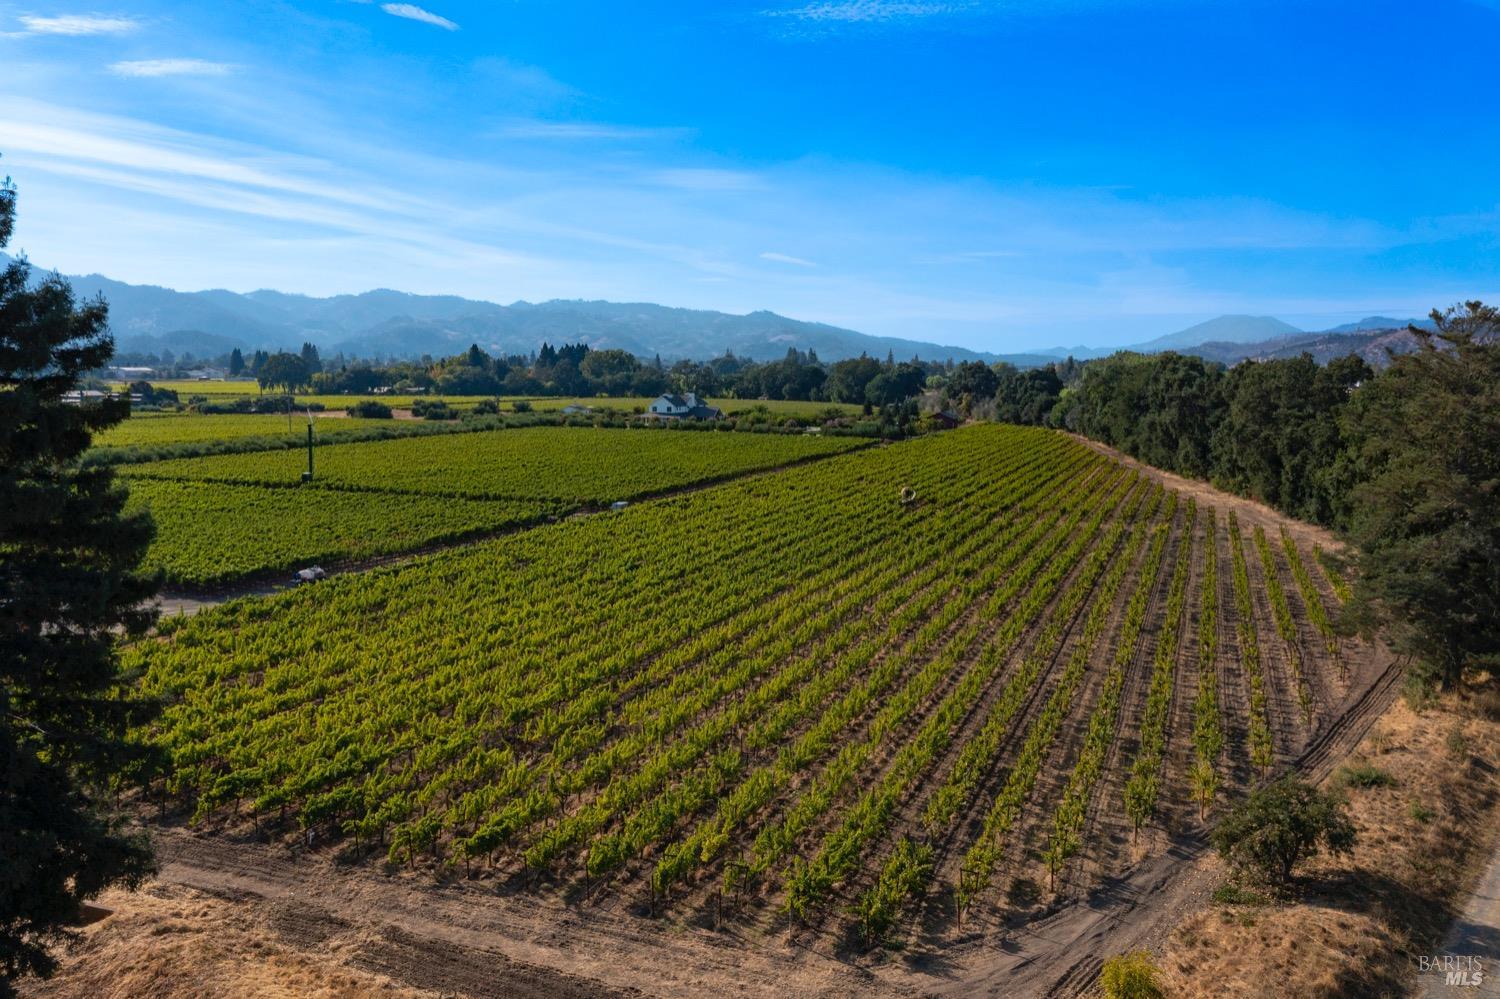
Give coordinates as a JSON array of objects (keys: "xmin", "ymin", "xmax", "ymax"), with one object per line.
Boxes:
[{"xmin": 142, "ymin": 341, "xmax": 948, "ymax": 406}]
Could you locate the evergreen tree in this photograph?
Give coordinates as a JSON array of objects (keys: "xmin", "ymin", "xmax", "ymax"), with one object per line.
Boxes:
[
  {"xmin": 0, "ymin": 173, "xmax": 161, "ymax": 994},
  {"xmin": 299, "ymin": 341, "xmax": 321, "ymax": 374},
  {"xmin": 1341, "ymin": 302, "xmax": 1500, "ymax": 688},
  {"xmin": 228, "ymin": 347, "xmax": 244, "ymax": 376}
]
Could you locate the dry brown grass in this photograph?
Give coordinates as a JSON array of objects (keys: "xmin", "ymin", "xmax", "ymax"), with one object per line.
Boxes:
[
  {"xmin": 1157, "ymin": 677, "xmax": 1500, "ymax": 999},
  {"xmin": 19, "ymin": 885, "xmax": 429, "ymax": 999}
]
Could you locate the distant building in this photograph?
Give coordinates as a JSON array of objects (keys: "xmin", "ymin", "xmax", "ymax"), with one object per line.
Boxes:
[
  {"xmin": 645, "ymin": 392, "xmax": 723, "ymax": 420},
  {"xmin": 109, "ymin": 366, "xmax": 154, "ymax": 379},
  {"xmin": 561, "ymin": 403, "xmax": 593, "ymax": 415},
  {"xmin": 931, "ymin": 410, "xmax": 963, "ymax": 429},
  {"xmin": 60, "ymin": 389, "xmax": 110, "ymax": 406}
]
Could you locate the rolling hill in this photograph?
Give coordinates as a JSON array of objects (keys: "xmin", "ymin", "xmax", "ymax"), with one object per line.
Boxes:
[{"xmin": 3, "ymin": 256, "xmax": 1010, "ymax": 365}]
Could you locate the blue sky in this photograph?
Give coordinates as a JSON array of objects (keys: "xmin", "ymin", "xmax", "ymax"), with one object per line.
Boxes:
[{"xmin": 2, "ymin": 0, "xmax": 1498, "ymax": 351}]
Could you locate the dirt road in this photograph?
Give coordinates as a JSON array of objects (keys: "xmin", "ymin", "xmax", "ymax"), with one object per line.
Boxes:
[{"xmin": 1418, "ymin": 843, "xmax": 1500, "ymax": 998}]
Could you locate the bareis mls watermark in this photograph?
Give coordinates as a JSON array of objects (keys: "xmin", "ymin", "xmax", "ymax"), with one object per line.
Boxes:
[{"xmin": 1416, "ymin": 955, "xmax": 1486, "ymax": 988}]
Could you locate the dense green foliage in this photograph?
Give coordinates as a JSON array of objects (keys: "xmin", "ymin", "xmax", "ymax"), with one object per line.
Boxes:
[
  {"xmin": 127, "ymin": 335, "xmax": 943, "ymax": 405},
  {"xmin": 0, "ymin": 178, "xmax": 159, "ymax": 995},
  {"xmin": 1338, "ymin": 303, "xmax": 1500, "ymax": 688},
  {"xmin": 1050, "ymin": 351, "xmax": 1369, "ymax": 526},
  {"xmin": 1211, "ymin": 777, "xmax": 1355, "ymax": 884},
  {"xmin": 1100, "ymin": 950, "xmax": 1165, "ymax": 999}
]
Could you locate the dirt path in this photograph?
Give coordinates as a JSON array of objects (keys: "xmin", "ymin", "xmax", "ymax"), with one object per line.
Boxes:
[
  {"xmin": 1418, "ymin": 841, "xmax": 1500, "ymax": 998},
  {"xmin": 146, "ymin": 830, "xmax": 890, "ymax": 999}
]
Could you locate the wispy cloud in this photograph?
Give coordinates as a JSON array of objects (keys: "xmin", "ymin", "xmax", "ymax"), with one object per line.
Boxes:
[
  {"xmin": 380, "ymin": 3, "xmax": 458, "ymax": 30},
  {"xmin": 770, "ymin": 1, "xmax": 969, "ymax": 22},
  {"xmin": 109, "ymin": 59, "xmax": 234, "ymax": 78},
  {"xmin": 13, "ymin": 14, "xmax": 139, "ymax": 36},
  {"xmin": 760, "ymin": 251, "xmax": 818, "ymax": 267}
]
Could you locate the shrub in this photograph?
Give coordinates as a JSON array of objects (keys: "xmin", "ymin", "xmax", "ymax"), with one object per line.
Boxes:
[
  {"xmin": 412, "ymin": 398, "xmax": 457, "ymax": 421},
  {"xmin": 1446, "ymin": 724, "xmax": 1469, "ymax": 759},
  {"xmin": 1211, "ymin": 777, "xmax": 1356, "ymax": 885},
  {"xmin": 511, "ymin": 400, "xmax": 532, "ymax": 413},
  {"xmin": 1211, "ymin": 883, "xmax": 1268, "ymax": 906},
  {"xmin": 1333, "ymin": 761, "xmax": 1397, "ymax": 789},
  {"xmin": 471, "ymin": 398, "xmax": 499, "ymax": 415},
  {"xmin": 1402, "ymin": 671, "xmax": 1439, "ymax": 713},
  {"xmin": 348, "ymin": 400, "xmax": 393, "ymax": 419},
  {"xmin": 1409, "ymin": 801, "xmax": 1435, "ymax": 824},
  {"xmin": 1100, "ymin": 950, "xmax": 1164, "ymax": 999}
]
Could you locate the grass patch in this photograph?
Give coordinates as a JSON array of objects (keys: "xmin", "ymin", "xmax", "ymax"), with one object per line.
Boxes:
[
  {"xmin": 1211, "ymin": 883, "xmax": 1270, "ymax": 907},
  {"xmin": 1333, "ymin": 761, "xmax": 1397, "ymax": 790}
]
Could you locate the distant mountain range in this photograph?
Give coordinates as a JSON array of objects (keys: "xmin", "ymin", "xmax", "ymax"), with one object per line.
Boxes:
[
  {"xmin": 3, "ymin": 257, "xmax": 1010, "ymax": 366},
  {"xmin": 3, "ymin": 255, "xmax": 1435, "ymax": 367},
  {"xmin": 1182, "ymin": 325, "xmax": 1432, "ymax": 368}
]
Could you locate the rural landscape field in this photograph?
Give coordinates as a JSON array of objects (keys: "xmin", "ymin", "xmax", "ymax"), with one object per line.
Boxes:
[
  {"xmin": 126, "ymin": 421, "xmax": 1390, "ymax": 959},
  {"xmin": 5, "ymin": 3, "xmax": 1500, "ymax": 998}
]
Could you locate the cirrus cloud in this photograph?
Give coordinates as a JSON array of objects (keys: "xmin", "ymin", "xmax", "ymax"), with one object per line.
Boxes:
[
  {"xmin": 380, "ymin": 3, "xmax": 459, "ymax": 30},
  {"xmin": 769, "ymin": 1, "xmax": 969, "ymax": 22},
  {"xmin": 14, "ymin": 14, "xmax": 139, "ymax": 36},
  {"xmin": 109, "ymin": 59, "xmax": 234, "ymax": 78},
  {"xmin": 760, "ymin": 251, "xmax": 818, "ymax": 267}
]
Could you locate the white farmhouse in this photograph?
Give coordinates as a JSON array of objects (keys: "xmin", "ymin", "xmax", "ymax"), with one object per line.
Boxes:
[{"xmin": 645, "ymin": 392, "xmax": 724, "ymax": 420}]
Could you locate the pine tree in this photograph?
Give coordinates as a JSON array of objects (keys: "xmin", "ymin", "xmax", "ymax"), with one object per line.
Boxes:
[
  {"xmin": 0, "ymin": 173, "xmax": 162, "ymax": 995},
  {"xmin": 1342, "ymin": 302, "xmax": 1500, "ymax": 688},
  {"xmin": 228, "ymin": 347, "xmax": 245, "ymax": 376}
]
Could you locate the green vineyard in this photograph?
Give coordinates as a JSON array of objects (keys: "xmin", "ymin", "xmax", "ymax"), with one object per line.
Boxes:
[
  {"xmin": 132, "ymin": 424, "xmax": 1362, "ymax": 943},
  {"xmin": 128, "ymin": 479, "xmax": 557, "ymax": 586},
  {"xmin": 121, "ymin": 425, "xmax": 865, "ymax": 502},
  {"xmin": 124, "ymin": 426, "xmax": 865, "ymax": 584}
]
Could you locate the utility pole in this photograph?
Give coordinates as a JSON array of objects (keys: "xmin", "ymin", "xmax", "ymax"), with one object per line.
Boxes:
[{"xmin": 302, "ymin": 409, "xmax": 314, "ymax": 482}]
